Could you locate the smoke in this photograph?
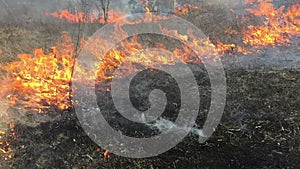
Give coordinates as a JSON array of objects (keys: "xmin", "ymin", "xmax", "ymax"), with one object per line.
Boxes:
[
  {"xmin": 0, "ymin": 0, "xmax": 66, "ymax": 23},
  {"xmin": 146, "ymin": 118, "xmax": 206, "ymax": 139}
]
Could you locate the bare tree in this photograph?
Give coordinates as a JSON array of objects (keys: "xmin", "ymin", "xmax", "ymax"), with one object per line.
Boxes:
[
  {"xmin": 0, "ymin": 0, "xmax": 9, "ymax": 15},
  {"xmin": 99, "ymin": 0, "xmax": 110, "ymax": 22}
]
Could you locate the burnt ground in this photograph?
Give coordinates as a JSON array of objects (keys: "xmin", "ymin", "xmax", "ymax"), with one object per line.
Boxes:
[{"xmin": 1, "ymin": 68, "xmax": 300, "ymax": 169}]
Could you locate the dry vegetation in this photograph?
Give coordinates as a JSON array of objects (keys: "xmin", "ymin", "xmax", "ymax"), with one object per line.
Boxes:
[
  {"xmin": 0, "ymin": 2, "xmax": 246, "ymax": 64},
  {"xmin": 0, "ymin": 1, "xmax": 299, "ymax": 169}
]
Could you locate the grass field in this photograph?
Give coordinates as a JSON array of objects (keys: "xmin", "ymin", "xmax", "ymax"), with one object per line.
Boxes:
[{"xmin": 0, "ymin": 1, "xmax": 299, "ymax": 168}]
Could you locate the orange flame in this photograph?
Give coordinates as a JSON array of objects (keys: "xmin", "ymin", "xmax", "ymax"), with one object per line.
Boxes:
[
  {"xmin": 216, "ymin": 41, "xmax": 252, "ymax": 55},
  {"xmin": 0, "ymin": 32, "xmax": 77, "ymax": 111},
  {"xmin": 0, "ymin": 122, "xmax": 15, "ymax": 160},
  {"xmin": 242, "ymin": 0, "xmax": 300, "ymax": 46},
  {"xmin": 0, "ymin": 1, "xmax": 298, "ymax": 119},
  {"xmin": 1, "ymin": 0, "xmax": 300, "ymax": 160},
  {"xmin": 174, "ymin": 3, "xmax": 198, "ymax": 15},
  {"xmin": 104, "ymin": 150, "xmax": 110, "ymax": 158}
]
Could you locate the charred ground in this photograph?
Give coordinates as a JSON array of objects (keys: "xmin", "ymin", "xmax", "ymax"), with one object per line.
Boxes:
[{"xmin": 2, "ymin": 68, "xmax": 300, "ymax": 169}]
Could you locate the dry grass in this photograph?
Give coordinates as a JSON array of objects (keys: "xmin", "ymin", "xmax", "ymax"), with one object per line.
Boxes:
[
  {"xmin": 0, "ymin": 5, "xmax": 8, "ymax": 21},
  {"xmin": 0, "ymin": 2, "xmax": 259, "ymax": 65},
  {"xmin": 180, "ymin": 3, "xmax": 242, "ymax": 43},
  {"xmin": 0, "ymin": 25, "xmax": 60, "ymax": 64}
]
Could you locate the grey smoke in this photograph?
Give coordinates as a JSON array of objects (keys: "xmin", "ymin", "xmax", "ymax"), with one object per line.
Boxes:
[{"xmin": 146, "ymin": 117, "xmax": 206, "ymax": 138}]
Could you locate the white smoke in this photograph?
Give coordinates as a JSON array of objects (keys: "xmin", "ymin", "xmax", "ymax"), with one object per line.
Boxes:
[{"xmin": 146, "ymin": 118, "xmax": 206, "ymax": 138}]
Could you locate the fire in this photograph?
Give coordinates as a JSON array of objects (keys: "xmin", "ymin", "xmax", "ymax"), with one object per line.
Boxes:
[
  {"xmin": 242, "ymin": 0, "xmax": 300, "ymax": 46},
  {"xmin": 0, "ymin": 0, "xmax": 299, "ymax": 161},
  {"xmin": 3, "ymin": 0, "xmax": 300, "ymax": 111},
  {"xmin": 50, "ymin": 2, "xmax": 199, "ymax": 24},
  {"xmin": 216, "ymin": 0, "xmax": 300, "ymax": 54},
  {"xmin": 174, "ymin": 3, "xmax": 198, "ymax": 15},
  {"xmin": 0, "ymin": 32, "xmax": 77, "ymax": 111},
  {"xmin": 90, "ymin": 26, "xmax": 220, "ymax": 82},
  {"xmin": 104, "ymin": 150, "xmax": 110, "ymax": 158},
  {"xmin": 0, "ymin": 120, "xmax": 15, "ymax": 160},
  {"xmin": 141, "ymin": 0, "xmax": 151, "ymax": 13},
  {"xmin": 215, "ymin": 41, "xmax": 252, "ymax": 55},
  {"xmin": 0, "ymin": 136, "xmax": 13, "ymax": 160},
  {"xmin": 0, "ymin": 11, "xmax": 220, "ymax": 160}
]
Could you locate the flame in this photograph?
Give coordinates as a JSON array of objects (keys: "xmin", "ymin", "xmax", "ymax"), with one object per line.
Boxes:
[
  {"xmin": 174, "ymin": 3, "xmax": 198, "ymax": 15},
  {"xmin": 141, "ymin": 0, "xmax": 151, "ymax": 13},
  {"xmin": 104, "ymin": 150, "xmax": 110, "ymax": 158},
  {"xmin": 91, "ymin": 26, "xmax": 221, "ymax": 82},
  {"xmin": 0, "ymin": 12, "xmax": 220, "ymax": 160},
  {"xmin": 216, "ymin": 41, "xmax": 252, "ymax": 55},
  {"xmin": 216, "ymin": 0, "xmax": 300, "ymax": 54},
  {"xmin": 0, "ymin": 120, "xmax": 15, "ymax": 160},
  {"xmin": 1, "ymin": 0, "xmax": 300, "ymax": 161},
  {"xmin": 0, "ymin": 32, "xmax": 78, "ymax": 111},
  {"xmin": 6, "ymin": 1, "xmax": 300, "ymax": 111},
  {"xmin": 50, "ymin": 2, "xmax": 199, "ymax": 24},
  {"xmin": 242, "ymin": 0, "xmax": 300, "ymax": 46}
]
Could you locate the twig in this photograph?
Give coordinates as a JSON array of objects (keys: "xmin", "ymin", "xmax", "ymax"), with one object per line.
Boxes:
[{"xmin": 68, "ymin": 0, "xmax": 88, "ymax": 108}]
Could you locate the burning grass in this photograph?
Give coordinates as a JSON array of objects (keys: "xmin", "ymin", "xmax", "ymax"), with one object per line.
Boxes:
[
  {"xmin": 0, "ymin": 0, "xmax": 299, "ymax": 168},
  {"xmin": 49, "ymin": 2, "xmax": 199, "ymax": 24},
  {"xmin": 0, "ymin": 32, "xmax": 76, "ymax": 112},
  {"xmin": 242, "ymin": 1, "xmax": 300, "ymax": 46}
]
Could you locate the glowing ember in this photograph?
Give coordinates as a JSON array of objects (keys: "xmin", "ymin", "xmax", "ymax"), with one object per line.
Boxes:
[
  {"xmin": 0, "ymin": 121, "xmax": 15, "ymax": 161},
  {"xmin": 104, "ymin": 150, "xmax": 110, "ymax": 158}
]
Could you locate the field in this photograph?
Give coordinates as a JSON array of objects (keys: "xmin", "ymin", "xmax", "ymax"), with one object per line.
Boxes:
[{"xmin": 0, "ymin": 0, "xmax": 299, "ymax": 168}]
